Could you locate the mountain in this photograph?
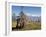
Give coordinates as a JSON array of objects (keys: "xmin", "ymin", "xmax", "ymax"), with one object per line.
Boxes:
[
  {"xmin": 27, "ymin": 16, "xmax": 41, "ymax": 22},
  {"xmin": 12, "ymin": 15, "xmax": 41, "ymax": 22}
]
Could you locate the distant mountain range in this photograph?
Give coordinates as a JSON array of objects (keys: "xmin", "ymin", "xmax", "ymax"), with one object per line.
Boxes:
[
  {"xmin": 12, "ymin": 16, "xmax": 41, "ymax": 22},
  {"xmin": 27, "ymin": 16, "xmax": 41, "ymax": 22}
]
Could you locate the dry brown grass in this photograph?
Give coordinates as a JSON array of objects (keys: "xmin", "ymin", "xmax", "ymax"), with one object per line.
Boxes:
[{"xmin": 12, "ymin": 21, "xmax": 41, "ymax": 31}]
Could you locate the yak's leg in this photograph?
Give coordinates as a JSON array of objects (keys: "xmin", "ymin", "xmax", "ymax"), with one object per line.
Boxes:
[
  {"xmin": 15, "ymin": 20, "xmax": 19, "ymax": 29},
  {"xmin": 20, "ymin": 22, "xmax": 24, "ymax": 29},
  {"xmin": 22, "ymin": 22, "xmax": 24, "ymax": 28}
]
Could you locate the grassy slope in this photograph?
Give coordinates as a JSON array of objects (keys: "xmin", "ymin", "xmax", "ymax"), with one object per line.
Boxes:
[{"xmin": 12, "ymin": 21, "xmax": 41, "ymax": 31}]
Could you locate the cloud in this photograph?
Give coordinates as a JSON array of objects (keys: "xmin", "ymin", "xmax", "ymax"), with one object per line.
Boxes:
[
  {"xmin": 25, "ymin": 13, "xmax": 31, "ymax": 16},
  {"xmin": 31, "ymin": 15, "xmax": 40, "ymax": 17},
  {"xmin": 25, "ymin": 13, "xmax": 40, "ymax": 17}
]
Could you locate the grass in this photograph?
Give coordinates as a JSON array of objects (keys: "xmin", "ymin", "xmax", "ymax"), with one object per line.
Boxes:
[
  {"xmin": 20, "ymin": 21, "xmax": 41, "ymax": 30},
  {"xmin": 12, "ymin": 21, "xmax": 17, "ymax": 27},
  {"xmin": 12, "ymin": 21, "xmax": 41, "ymax": 31}
]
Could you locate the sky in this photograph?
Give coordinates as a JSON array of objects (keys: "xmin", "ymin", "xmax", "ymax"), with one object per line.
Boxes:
[{"xmin": 12, "ymin": 6, "xmax": 41, "ymax": 16}]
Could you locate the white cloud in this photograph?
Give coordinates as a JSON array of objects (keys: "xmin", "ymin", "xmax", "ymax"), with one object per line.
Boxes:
[
  {"xmin": 25, "ymin": 13, "xmax": 31, "ymax": 16},
  {"xmin": 25, "ymin": 13, "xmax": 40, "ymax": 17},
  {"xmin": 31, "ymin": 15, "xmax": 40, "ymax": 17}
]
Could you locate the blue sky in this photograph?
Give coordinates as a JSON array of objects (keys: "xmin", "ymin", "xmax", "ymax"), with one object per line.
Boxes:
[{"xmin": 12, "ymin": 6, "xmax": 41, "ymax": 16}]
